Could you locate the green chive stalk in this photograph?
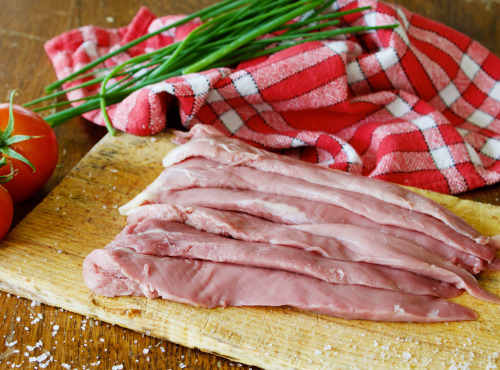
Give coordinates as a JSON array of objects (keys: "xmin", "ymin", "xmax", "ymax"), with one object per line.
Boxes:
[{"xmin": 28, "ymin": 0, "xmax": 397, "ymax": 134}]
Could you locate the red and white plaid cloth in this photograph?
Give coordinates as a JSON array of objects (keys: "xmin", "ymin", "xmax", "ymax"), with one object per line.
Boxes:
[{"xmin": 45, "ymin": 0, "xmax": 500, "ymax": 194}]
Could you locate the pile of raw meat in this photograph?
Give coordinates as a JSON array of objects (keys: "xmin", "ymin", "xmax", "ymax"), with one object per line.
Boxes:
[{"xmin": 83, "ymin": 125, "xmax": 500, "ymax": 322}]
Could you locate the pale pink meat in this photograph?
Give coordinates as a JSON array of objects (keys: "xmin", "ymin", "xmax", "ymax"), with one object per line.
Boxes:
[
  {"xmin": 120, "ymin": 158, "xmax": 495, "ymax": 262},
  {"xmin": 82, "ymin": 126, "xmax": 499, "ymax": 323},
  {"xmin": 166, "ymin": 124, "xmax": 488, "ymax": 245},
  {"xmin": 137, "ymin": 188, "xmax": 486, "ymax": 273},
  {"xmin": 124, "ymin": 205, "xmax": 499, "ymax": 304},
  {"xmin": 83, "ymin": 247, "xmax": 478, "ymax": 322},
  {"xmin": 112, "ymin": 216, "xmax": 460, "ymax": 298},
  {"xmin": 294, "ymin": 223, "xmax": 500, "ymax": 304}
]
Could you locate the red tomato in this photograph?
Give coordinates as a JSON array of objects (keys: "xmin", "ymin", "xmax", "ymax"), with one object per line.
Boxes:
[
  {"xmin": 0, "ymin": 186, "xmax": 13, "ymax": 239},
  {"xmin": 0, "ymin": 104, "xmax": 58, "ymax": 203}
]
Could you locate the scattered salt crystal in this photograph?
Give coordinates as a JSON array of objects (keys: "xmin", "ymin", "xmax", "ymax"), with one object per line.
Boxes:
[
  {"xmin": 29, "ymin": 357, "xmax": 37, "ymax": 362},
  {"xmin": 324, "ymin": 345, "xmax": 331, "ymax": 351},
  {"xmin": 6, "ymin": 341, "xmax": 17, "ymax": 347},
  {"xmin": 103, "ymin": 205, "xmax": 107, "ymax": 209},
  {"xmin": 402, "ymin": 352, "xmax": 412, "ymax": 362},
  {"xmin": 111, "ymin": 365, "xmax": 123, "ymax": 370},
  {"xmin": 106, "ymin": 16, "xmax": 115, "ymax": 23},
  {"xmin": 61, "ymin": 364, "xmax": 71, "ymax": 369},
  {"xmin": 109, "ymin": 169, "xmax": 118, "ymax": 173},
  {"xmin": 143, "ymin": 348, "xmax": 149, "ymax": 354},
  {"xmin": 314, "ymin": 349, "xmax": 322, "ymax": 355},
  {"xmin": 150, "ymin": 137, "xmax": 158, "ymax": 142},
  {"xmin": 36, "ymin": 353, "xmax": 48, "ymax": 363},
  {"xmin": 179, "ymin": 364, "xmax": 187, "ymax": 369}
]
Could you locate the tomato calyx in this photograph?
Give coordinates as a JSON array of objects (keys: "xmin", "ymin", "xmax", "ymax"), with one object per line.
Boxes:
[
  {"xmin": 0, "ymin": 91, "xmax": 38, "ymax": 174},
  {"xmin": 0, "ymin": 159, "xmax": 17, "ymax": 183}
]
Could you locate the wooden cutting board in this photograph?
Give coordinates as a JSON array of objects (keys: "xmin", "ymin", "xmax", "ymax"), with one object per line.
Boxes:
[{"xmin": 1, "ymin": 131, "xmax": 499, "ymax": 369}]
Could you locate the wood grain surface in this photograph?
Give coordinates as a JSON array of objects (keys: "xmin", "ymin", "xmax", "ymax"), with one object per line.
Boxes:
[
  {"xmin": 0, "ymin": 131, "xmax": 499, "ymax": 369},
  {"xmin": 0, "ymin": 0, "xmax": 499, "ymax": 368}
]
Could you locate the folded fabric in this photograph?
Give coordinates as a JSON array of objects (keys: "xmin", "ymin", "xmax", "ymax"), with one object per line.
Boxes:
[{"xmin": 44, "ymin": 0, "xmax": 500, "ymax": 194}]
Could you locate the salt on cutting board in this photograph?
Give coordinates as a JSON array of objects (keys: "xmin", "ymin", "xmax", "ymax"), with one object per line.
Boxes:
[{"xmin": 0, "ymin": 131, "xmax": 499, "ymax": 368}]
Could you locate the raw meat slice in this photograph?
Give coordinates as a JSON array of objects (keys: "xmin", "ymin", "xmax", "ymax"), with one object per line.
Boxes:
[
  {"xmin": 124, "ymin": 207, "xmax": 498, "ymax": 304},
  {"xmin": 166, "ymin": 124, "xmax": 488, "ymax": 245},
  {"xmin": 139, "ymin": 188, "xmax": 485, "ymax": 273},
  {"xmin": 82, "ymin": 247, "xmax": 478, "ymax": 322},
  {"xmin": 120, "ymin": 158, "xmax": 495, "ymax": 262},
  {"xmin": 112, "ymin": 216, "xmax": 460, "ymax": 298},
  {"xmin": 293, "ymin": 223, "xmax": 500, "ymax": 304}
]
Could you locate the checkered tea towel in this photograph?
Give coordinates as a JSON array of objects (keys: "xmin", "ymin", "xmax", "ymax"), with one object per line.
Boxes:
[{"xmin": 44, "ymin": 0, "xmax": 500, "ymax": 194}]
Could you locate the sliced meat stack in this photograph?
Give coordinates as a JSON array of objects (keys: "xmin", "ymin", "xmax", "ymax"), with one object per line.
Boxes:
[{"xmin": 83, "ymin": 125, "xmax": 500, "ymax": 322}]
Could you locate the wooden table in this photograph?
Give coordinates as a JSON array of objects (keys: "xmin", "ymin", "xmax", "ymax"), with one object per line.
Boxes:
[{"xmin": 0, "ymin": 0, "xmax": 498, "ymax": 368}]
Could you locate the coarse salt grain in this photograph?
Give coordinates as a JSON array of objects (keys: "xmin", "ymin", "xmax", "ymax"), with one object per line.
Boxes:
[{"xmin": 36, "ymin": 353, "xmax": 48, "ymax": 362}]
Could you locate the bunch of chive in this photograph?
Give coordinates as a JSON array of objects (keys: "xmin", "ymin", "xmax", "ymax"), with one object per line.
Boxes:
[{"xmin": 27, "ymin": 0, "xmax": 397, "ymax": 135}]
